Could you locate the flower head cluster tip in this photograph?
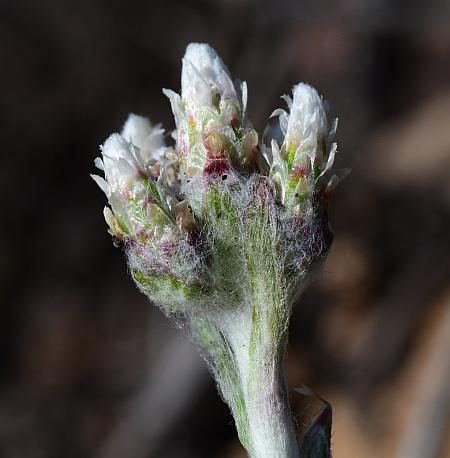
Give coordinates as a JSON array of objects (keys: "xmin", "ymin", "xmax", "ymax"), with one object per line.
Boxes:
[{"xmin": 92, "ymin": 43, "xmax": 339, "ymax": 458}]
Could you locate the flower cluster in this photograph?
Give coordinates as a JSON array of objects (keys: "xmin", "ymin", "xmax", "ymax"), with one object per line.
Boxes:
[{"xmin": 92, "ymin": 43, "xmax": 339, "ymax": 458}]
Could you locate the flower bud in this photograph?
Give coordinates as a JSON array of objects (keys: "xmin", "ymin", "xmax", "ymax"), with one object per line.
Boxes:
[
  {"xmin": 163, "ymin": 43, "xmax": 257, "ymax": 181},
  {"xmin": 268, "ymin": 83, "xmax": 338, "ymax": 213},
  {"xmin": 92, "ymin": 113, "xmax": 203, "ymax": 312}
]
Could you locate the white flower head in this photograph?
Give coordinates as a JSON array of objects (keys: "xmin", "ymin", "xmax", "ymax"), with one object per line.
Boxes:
[
  {"xmin": 285, "ymin": 84, "xmax": 327, "ymax": 157},
  {"xmin": 269, "ymin": 83, "xmax": 338, "ymax": 210},
  {"xmin": 92, "ymin": 113, "xmax": 172, "ymax": 196},
  {"xmin": 92, "ymin": 114, "xmax": 182, "ymax": 239},
  {"xmin": 272, "ymin": 83, "xmax": 328, "ymax": 167},
  {"xmin": 163, "ymin": 43, "xmax": 252, "ymax": 178}
]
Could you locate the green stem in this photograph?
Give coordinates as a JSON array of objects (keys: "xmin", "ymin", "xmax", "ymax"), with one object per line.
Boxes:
[
  {"xmin": 194, "ymin": 180, "xmax": 300, "ymax": 457},
  {"xmin": 241, "ymin": 180, "xmax": 299, "ymax": 457},
  {"xmin": 194, "ymin": 309, "xmax": 298, "ymax": 458},
  {"xmin": 245, "ymin": 354, "xmax": 299, "ymax": 458}
]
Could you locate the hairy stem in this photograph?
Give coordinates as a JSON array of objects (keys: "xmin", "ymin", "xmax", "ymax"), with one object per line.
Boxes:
[{"xmin": 244, "ymin": 351, "xmax": 298, "ymax": 457}]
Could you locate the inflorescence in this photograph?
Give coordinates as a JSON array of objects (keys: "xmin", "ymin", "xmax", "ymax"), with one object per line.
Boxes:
[{"xmin": 92, "ymin": 43, "xmax": 339, "ymax": 458}]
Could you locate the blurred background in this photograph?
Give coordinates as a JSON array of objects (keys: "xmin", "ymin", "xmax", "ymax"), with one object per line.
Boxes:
[{"xmin": 1, "ymin": 0, "xmax": 450, "ymax": 456}]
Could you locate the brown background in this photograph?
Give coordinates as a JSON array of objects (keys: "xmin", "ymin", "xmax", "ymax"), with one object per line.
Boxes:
[{"xmin": 1, "ymin": 0, "xmax": 450, "ymax": 457}]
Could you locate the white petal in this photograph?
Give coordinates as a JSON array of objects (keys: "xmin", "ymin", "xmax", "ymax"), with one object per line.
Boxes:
[
  {"xmin": 279, "ymin": 112, "xmax": 289, "ymax": 136},
  {"xmin": 94, "ymin": 157, "xmax": 104, "ymax": 171},
  {"xmin": 241, "ymin": 81, "xmax": 248, "ymax": 114},
  {"xmin": 329, "ymin": 117, "xmax": 338, "ymax": 140},
  {"xmin": 116, "ymin": 157, "xmax": 138, "ymax": 178},
  {"xmin": 91, "ymin": 174, "xmax": 110, "ymax": 196},
  {"xmin": 121, "ymin": 114, "xmax": 152, "ymax": 149},
  {"xmin": 182, "ymin": 58, "xmax": 212, "ymax": 107},
  {"xmin": 270, "ymin": 108, "xmax": 286, "ymax": 118},
  {"xmin": 317, "ymin": 142, "xmax": 337, "ymax": 180},
  {"xmin": 140, "ymin": 126, "xmax": 166, "ymax": 163},
  {"xmin": 162, "ymin": 88, "xmax": 184, "ymax": 128}
]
